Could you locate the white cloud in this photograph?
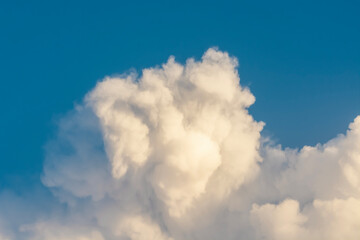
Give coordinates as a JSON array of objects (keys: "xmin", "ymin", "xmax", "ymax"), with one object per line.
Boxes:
[
  {"xmin": 0, "ymin": 48, "xmax": 359, "ymax": 239},
  {"xmin": 250, "ymin": 199, "xmax": 308, "ymax": 240},
  {"xmin": 251, "ymin": 197, "xmax": 360, "ymax": 240}
]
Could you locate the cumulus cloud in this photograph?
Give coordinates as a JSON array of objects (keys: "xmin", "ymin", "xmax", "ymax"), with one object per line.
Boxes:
[
  {"xmin": 0, "ymin": 48, "xmax": 359, "ymax": 239},
  {"xmin": 251, "ymin": 197, "xmax": 360, "ymax": 240}
]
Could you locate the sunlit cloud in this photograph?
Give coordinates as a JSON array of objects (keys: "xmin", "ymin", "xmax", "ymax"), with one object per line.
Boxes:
[{"xmin": 0, "ymin": 48, "xmax": 359, "ymax": 240}]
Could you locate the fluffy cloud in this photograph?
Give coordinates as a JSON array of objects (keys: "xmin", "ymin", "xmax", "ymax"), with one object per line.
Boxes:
[
  {"xmin": 251, "ymin": 197, "xmax": 360, "ymax": 240},
  {"xmin": 250, "ymin": 199, "xmax": 307, "ymax": 240},
  {"xmin": 0, "ymin": 48, "xmax": 359, "ymax": 239}
]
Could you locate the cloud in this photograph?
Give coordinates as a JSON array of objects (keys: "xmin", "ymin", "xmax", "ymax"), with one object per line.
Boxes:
[
  {"xmin": 250, "ymin": 199, "xmax": 307, "ymax": 240},
  {"xmin": 251, "ymin": 197, "xmax": 360, "ymax": 240},
  {"xmin": 0, "ymin": 48, "xmax": 359, "ymax": 239}
]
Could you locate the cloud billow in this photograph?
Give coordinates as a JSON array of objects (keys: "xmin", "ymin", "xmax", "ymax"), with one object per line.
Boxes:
[{"xmin": 1, "ymin": 48, "xmax": 359, "ymax": 240}]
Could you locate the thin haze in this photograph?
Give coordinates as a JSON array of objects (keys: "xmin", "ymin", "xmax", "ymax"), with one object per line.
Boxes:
[{"xmin": 0, "ymin": 49, "xmax": 359, "ymax": 239}]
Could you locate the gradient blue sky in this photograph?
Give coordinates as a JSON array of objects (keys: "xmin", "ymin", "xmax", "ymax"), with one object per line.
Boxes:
[{"xmin": 0, "ymin": 0, "xmax": 359, "ymax": 188}]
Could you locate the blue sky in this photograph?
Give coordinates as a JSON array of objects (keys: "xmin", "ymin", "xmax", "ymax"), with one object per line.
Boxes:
[{"xmin": 0, "ymin": 0, "xmax": 359, "ymax": 189}]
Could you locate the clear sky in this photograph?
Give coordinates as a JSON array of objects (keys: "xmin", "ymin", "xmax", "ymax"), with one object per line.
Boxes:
[{"xmin": 0, "ymin": 0, "xmax": 359, "ymax": 188}]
